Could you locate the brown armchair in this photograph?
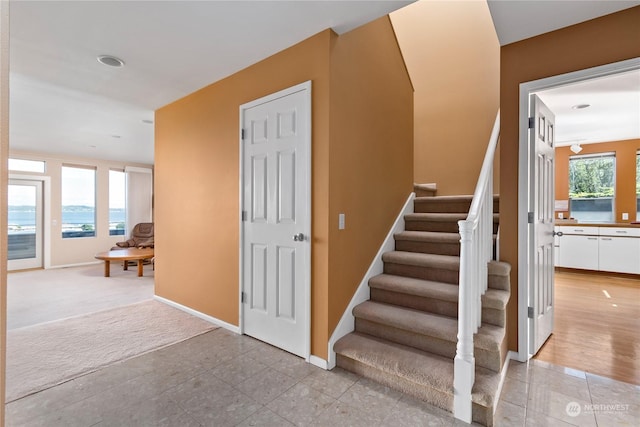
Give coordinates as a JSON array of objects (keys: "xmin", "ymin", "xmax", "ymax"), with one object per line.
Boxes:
[{"xmin": 114, "ymin": 222, "xmax": 154, "ymax": 249}]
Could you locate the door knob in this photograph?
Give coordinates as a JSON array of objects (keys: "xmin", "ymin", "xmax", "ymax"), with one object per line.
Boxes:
[{"xmin": 293, "ymin": 233, "xmax": 305, "ymax": 242}]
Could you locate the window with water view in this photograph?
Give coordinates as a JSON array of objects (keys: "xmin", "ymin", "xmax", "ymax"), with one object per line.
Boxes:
[
  {"xmin": 569, "ymin": 153, "xmax": 615, "ymax": 223},
  {"xmin": 109, "ymin": 170, "xmax": 126, "ymax": 236},
  {"xmin": 61, "ymin": 165, "xmax": 96, "ymax": 238}
]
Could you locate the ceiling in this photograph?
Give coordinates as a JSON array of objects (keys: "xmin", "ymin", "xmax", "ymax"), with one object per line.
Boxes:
[
  {"xmin": 536, "ymin": 70, "xmax": 640, "ymax": 147},
  {"xmin": 8, "ymin": 1, "xmax": 640, "ymax": 165}
]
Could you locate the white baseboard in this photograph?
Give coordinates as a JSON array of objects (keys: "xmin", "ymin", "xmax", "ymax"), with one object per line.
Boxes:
[
  {"xmin": 48, "ymin": 261, "xmax": 102, "ymax": 269},
  {"xmin": 309, "ymin": 355, "xmax": 328, "ymax": 370},
  {"xmin": 154, "ymin": 295, "xmax": 241, "ymax": 334},
  {"xmin": 326, "ymin": 192, "xmax": 415, "ymax": 369}
]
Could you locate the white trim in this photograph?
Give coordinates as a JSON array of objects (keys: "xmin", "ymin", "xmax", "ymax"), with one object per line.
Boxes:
[
  {"xmin": 48, "ymin": 260, "xmax": 102, "ymax": 269},
  {"xmin": 327, "ymin": 192, "xmax": 415, "ymax": 369},
  {"xmin": 124, "ymin": 166, "xmax": 152, "ymax": 174},
  {"xmin": 517, "ymin": 57, "xmax": 640, "ymax": 362},
  {"xmin": 309, "ymin": 355, "xmax": 328, "ymax": 370},
  {"xmin": 238, "ymin": 81, "xmax": 312, "ymax": 361},
  {"xmin": 154, "ymin": 295, "xmax": 241, "ymax": 334},
  {"xmin": 9, "ymin": 173, "xmax": 51, "ymax": 269}
]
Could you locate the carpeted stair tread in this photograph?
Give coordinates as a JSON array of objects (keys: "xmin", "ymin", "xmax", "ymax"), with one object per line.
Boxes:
[
  {"xmin": 368, "ymin": 274, "xmax": 509, "ymax": 311},
  {"xmin": 483, "ymin": 289, "xmax": 510, "ymax": 310},
  {"xmin": 413, "ymin": 195, "xmax": 499, "ymax": 214},
  {"xmin": 383, "ymin": 251, "xmax": 460, "ymax": 271},
  {"xmin": 406, "ymin": 212, "xmax": 467, "ymax": 222},
  {"xmin": 353, "ymin": 301, "xmax": 504, "ymax": 353},
  {"xmin": 334, "ymin": 332, "xmax": 500, "ymax": 408},
  {"xmin": 394, "ymin": 231, "xmax": 460, "ymax": 244},
  {"xmin": 413, "ymin": 183, "xmax": 437, "ymax": 197},
  {"xmin": 369, "ymin": 274, "xmax": 458, "ymax": 302},
  {"xmin": 405, "ymin": 212, "xmax": 500, "ymax": 222},
  {"xmin": 335, "ymin": 332, "xmax": 453, "ymax": 393}
]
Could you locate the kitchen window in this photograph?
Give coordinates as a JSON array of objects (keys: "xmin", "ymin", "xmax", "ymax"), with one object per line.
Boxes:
[{"xmin": 569, "ymin": 153, "xmax": 615, "ymax": 223}]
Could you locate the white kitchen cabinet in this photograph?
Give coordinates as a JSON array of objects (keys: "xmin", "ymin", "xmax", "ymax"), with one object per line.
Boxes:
[
  {"xmin": 555, "ymin": 225, "xmax": 640, "ymax": 274},
  {"xmin": 598, "ymin": 228, "xmax": 640, "ymax": 274},
  {"xmin": 556, "ymin": 232, "xmax": 599, "ymax": 270}
]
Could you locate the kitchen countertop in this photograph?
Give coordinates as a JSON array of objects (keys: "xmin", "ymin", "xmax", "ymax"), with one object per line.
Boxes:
[{"xmin": 555, "ymin": 222, "xmax": 640, "ymax": 228}]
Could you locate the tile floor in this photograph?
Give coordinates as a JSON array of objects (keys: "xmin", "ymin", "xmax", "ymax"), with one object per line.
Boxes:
[{"xmin": 5, "ymin": 328, "xmax": 639, "ymax": 427}]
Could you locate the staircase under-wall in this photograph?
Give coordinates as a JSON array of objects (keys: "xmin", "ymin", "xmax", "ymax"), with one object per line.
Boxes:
[{"xmin": 334, "ymin": 184, "xmax": 511, "ymax": 426}]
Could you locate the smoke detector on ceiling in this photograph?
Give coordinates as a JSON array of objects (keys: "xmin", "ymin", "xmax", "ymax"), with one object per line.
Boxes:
[{"xmin": 97, "ymin": 55, "xmax": 125, "ymax": 68}]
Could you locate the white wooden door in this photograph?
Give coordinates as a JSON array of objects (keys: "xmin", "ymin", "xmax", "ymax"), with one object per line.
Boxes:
[
  {"xmin": 8, "ymin": 179, "xmax": 43, "ymax": 270},
  {"xmin": 241, "ymin": 82, "xmax": 311, "ymax": 358},
  {"xmin": 529, "ymin": 95, "xmax": 555, "ymax": 355}
]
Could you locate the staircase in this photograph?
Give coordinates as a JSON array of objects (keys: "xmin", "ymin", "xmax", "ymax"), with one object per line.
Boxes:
[{"xmin": 334, "ymin": 186, "xmax": 511, "ymax": 426}]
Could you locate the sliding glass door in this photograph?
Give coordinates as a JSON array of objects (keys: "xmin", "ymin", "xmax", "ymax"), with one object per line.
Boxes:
[{"xmin": 8, "ymin": 179, "xmax": 43, "ymax": 270}]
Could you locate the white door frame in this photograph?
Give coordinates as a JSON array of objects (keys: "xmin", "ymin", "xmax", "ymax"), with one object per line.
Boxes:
[
  {"xmin": 516, "ymin": 57, "xmax": 640, "ymax": 361},
  {"xmin": 8, "ymin": 173, "xmax": 52, "ymax": 270},
  {"xmin": 238, "ymin": 81, "xmax": 312, "ymax": 360}
]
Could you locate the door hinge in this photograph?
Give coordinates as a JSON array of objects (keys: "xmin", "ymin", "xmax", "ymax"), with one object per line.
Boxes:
[
  {"xmin": 528, "ymin": 212, "xmax": 534, "ymax": 224},
  {"xmin": 528, "ymin": 117, "xmax": 535, "ymax": 129},
  {"xmin": 241, "ymin": 128, "xmax": 245, "ymax": 140},
  {"xmin": 528, "ymin": 306, "xmax": 534, "ymax": 319},
  {"xmin": 241, "ymin": 210, "xmax": 247, "ymax": 221},
  {"xmin": 241, "ymin": 291, "xmax": 247, "ymax": 303}
]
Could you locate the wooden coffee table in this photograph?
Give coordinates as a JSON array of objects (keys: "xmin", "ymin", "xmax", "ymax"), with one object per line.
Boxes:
[{"xmin": 95, "ymin": 248, "xmax": 154, "ymax": 277}]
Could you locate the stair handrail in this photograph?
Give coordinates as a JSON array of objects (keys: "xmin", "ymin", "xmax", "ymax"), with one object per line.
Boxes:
[{"xmin": 453, "ymin": 110, "xmax": 500, "ymax": 424}]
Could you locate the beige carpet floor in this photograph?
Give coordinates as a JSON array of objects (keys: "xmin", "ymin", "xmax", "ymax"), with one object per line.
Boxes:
[
  {"xmin": 6, "ymin": 299, "xmax": 217, "ymax": 403},
  {"xmin": 7, "ymin": 264, "xmax": 154, "ymax": 330}
]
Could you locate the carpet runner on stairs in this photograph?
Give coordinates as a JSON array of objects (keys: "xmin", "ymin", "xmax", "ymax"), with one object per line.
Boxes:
[{"xmin": 334, "ymin": 185, "xmax": 510, "ymax": 426}]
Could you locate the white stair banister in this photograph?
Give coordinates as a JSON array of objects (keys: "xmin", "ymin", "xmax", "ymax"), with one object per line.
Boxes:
[{"xmin": 453, "ymin": 110, "xmax": 500, "ymax": 424}]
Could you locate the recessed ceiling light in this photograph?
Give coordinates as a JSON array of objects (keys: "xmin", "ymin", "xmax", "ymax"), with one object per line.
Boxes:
[
  {"xmin": 97, "ymin": 55, "xmax": 125, "ymax": 68},
  {"xmin": 111, "ymin": 135, "xmax": 121, "ymax": 139},
  {"xmin": 142, "ymin": 119, "xmax": 153, "ymax": 124},
  {"xmin": 571, "ymin": 103, "xmax": 590, "ymax": 110}
]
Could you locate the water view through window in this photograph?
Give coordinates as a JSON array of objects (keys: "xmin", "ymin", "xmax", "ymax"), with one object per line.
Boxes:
[{"xmin": 61, "ymin": 166, "xmax": 96, "ymax": 238}]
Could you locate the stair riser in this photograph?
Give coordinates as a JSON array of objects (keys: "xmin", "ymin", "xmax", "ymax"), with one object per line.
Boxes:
[
  {"xmin": 370, "ymin": 288, "xmax": 506, "ymax": 327},
  {"xmin": 355, "ymin": 319, "xmax": 502, "ymax": 373},
  {"xmin": 384, "ymin": 263, "xmax": 459, "ymax": 285},
  {"xmin": 405, "ymin": 220, "xmax": 499, "ymax": 234},
  {"xmin": 394, "ymin": 240, "xmax": 460, "ymax": 256},
  {"xmin": 413, "ymin": 200, "xmax": 499, "ymax": 214},
  {"xmin": 415, "ymin": 189, "xmax": 437, "ymax": 197},
  {"xmin": 383, "ymin": 263, "xmax": 510, "ymax": 291}
]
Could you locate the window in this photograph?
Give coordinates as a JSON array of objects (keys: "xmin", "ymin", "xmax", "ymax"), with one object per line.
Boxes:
[
  {"xmin": 109, "ymin": 170, "xmax": 126, "ymax": 236},
  {"xmin": 569, "ymin": 153, "xmax": 615, "ymax": 223},
  {"xmin": 9, "ymin": 158, "xmax": 45, "ymax": 173},
  {"xmin": 61, "ymin": 165, "xmax": 96, "ymax": 238}
]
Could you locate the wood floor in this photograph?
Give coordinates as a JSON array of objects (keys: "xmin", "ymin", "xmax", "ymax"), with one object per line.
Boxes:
[{"xmin": 535, "ymin": 269, "xmax": 640, "ymax": 385}]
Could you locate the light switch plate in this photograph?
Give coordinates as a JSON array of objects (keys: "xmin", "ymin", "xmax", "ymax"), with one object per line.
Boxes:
[
  {"xmin": 622, "ymin": 212, "xmax": 629, "ymax": 220},
  {"xmin": 338, "ymin": 213, "xmax": 345, "ymax": 230}
]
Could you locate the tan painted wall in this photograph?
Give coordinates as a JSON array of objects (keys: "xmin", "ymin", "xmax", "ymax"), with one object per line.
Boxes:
[
  {"xmin": 501, "ymin": 7, "xmax": 640, "ymax": 350},
  {"xmin": 327, "ymin": 18, "xmax": 414, "ymax": 337},
  {"xmin": 555, "ymin": 139, "xmax": 640, "ymax": 222},
  {"xmin": 390, "ymin": 0, "xmax": 500, "ymax": 195},
  {"xmin": 155, "ymin": 30, "xmax": 333, "ymax": 355},
  {"xmin": 8, "ymin": 150, "xmax": 152, "ymax": 267},
  {"xmin": 155, "ymin": 17, "xmax": 412, "ymax": 360}
]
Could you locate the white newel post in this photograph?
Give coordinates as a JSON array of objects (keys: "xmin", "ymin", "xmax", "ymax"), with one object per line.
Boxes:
[{"xmin": 454, "ymin": 220, "xmax": 475, "ymax": 424}]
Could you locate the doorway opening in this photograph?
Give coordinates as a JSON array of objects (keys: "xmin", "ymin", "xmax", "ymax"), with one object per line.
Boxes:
[{"xmin": 517, "ymin": 58, "xmax": 640, "ymax": 381}]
